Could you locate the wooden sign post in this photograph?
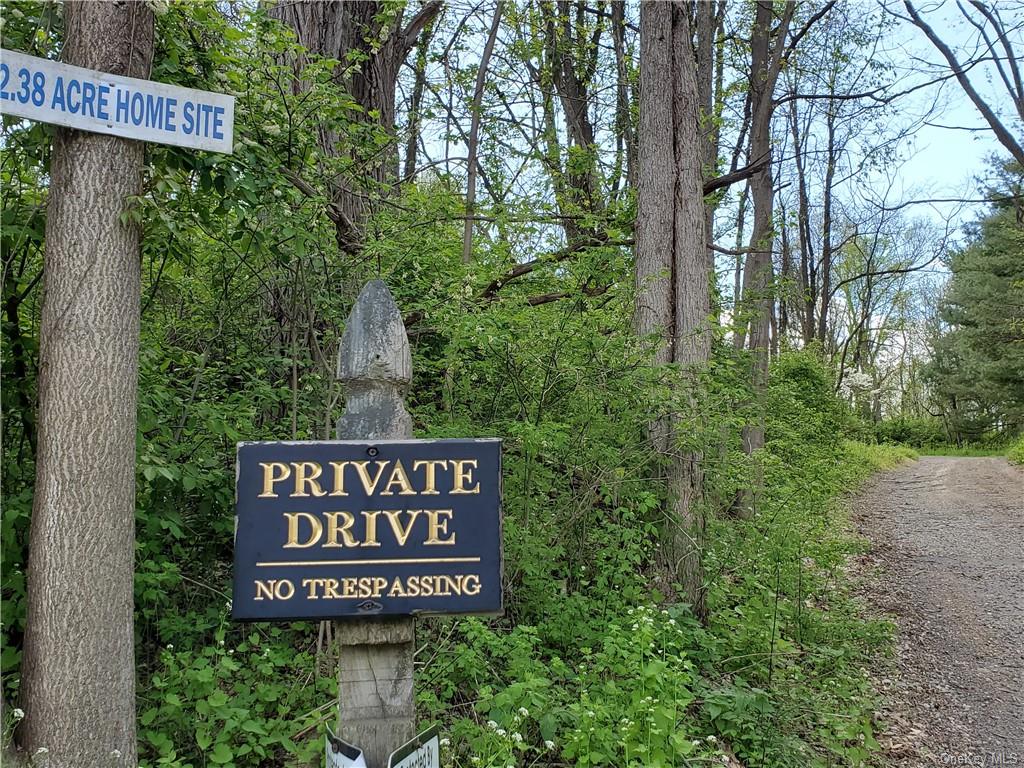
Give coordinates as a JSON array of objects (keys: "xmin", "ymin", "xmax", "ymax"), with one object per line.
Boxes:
[
  {"xmin": 231, "ymin": 280, "xmax": 503, "ymax": 766},
  {"xmin": 334, "ymin": 280, "xmax": 417, "ymax": 768}
]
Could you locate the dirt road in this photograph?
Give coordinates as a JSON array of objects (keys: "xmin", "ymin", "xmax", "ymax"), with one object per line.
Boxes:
[{"xmin": 854, "ymin": 456, "xmax": 1024, "ymax": 767}]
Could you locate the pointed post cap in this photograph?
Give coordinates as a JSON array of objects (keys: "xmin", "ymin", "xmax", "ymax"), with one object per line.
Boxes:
[{"xmin": 337, "ymin": 280, "xmax": 412, "ymax": 386}]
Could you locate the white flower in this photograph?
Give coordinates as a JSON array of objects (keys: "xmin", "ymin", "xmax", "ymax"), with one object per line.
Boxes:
[
  {"xmin": 166, "ymin": 644, "xmax": 174, "ymax": 650},
  {"xmin": 691, "ymin": 739, "xmax": 702, "ymax": 747},
  {"xmin": 512, "ymin": 732, "xmax": 523, "ymax": 743},
  {"xmin": 544, "ymin": 740, "xmax": 555, "ymax": 751},
  {"xmin": 439, "ymin": 738, "xmax": 450, "ymax": 747},
  {"xmin": 12, "ymin": 708, "xmax": 24, "ymax": 720},
  {"xmin": 668, "ymin": 619, "xmax": 676, "ymax": 626},
  {"xmin": 496, "ymin": 728, "xmax": 506, "ymax": 737},
  {"xmin": 706, "ymin": 735, "xmax": 718, "ymax": 744},
  {"xmin": 517, "ymin": 706, "xmax": 529, "ymax": 717},
  {"xmin": 487, "ymin": 720, "xmax": 498, "ymax": 729}
]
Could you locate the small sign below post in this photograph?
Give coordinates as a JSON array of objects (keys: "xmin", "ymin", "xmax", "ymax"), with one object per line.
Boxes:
[
  {"xmin": 388, "ymin": 725, "xmax": 440, "ymax": 768},
  {"xmin": 0, "ymin": 48, "xmax": 234, "ymax": 153},
  {"xmin": 326, "ymin": 726, "xmax": 367, "ymax": 768}
]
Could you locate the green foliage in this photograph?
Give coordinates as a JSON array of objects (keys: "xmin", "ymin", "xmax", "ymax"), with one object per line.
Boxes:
[
  {"xmin": 874, "ymin": 416, "xmax": 947, "ymax": 447},
  {"xmin": 1007, "ymin": 436, "xmax": 1024, "ymax": 465},
  {"xmin": 925, "ymin": 160, "xmax": 1024, "ymax": 440}
]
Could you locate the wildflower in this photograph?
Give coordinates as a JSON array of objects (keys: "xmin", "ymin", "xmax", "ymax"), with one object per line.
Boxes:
[
  {"xmin": 439, "ymin": 738, "xmax": 450, "ymax": 747},
  {"xmin": 512, "ymin": 732, "xmax": 523, "ymax": 743},
  {"xmin": 487, "ymin": 720, "xmax": 498, "ymax": 729},
  {"xmin": 166, "ymin": 644, "xmax": 174, "ymax": 650},
  {"xmin": 706, "ymin": 735, "xmax": 718, "ymax": 744},
  {"xmin": 496, "ymin": 728, "xmax": 506, "ymax": 737},
  {"xmin": 13, "ymin": 708, "xmax": 24, "ymax": 720},
  {"xmin": 544, "ymin": 740, "xmax": 555, "ymax": 751},
  {"xmin": 517, "ymin": 706, "xmax": 529, "ymax": 717},
  {"xmin": 668, "ymin": 619, "xmax": 676, "ymax": 626}
]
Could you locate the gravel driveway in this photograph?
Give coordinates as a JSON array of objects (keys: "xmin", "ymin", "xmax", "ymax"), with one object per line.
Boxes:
[{"xmin": 854, "ymin": 456, "xmax": 1024, "ymax": 767}]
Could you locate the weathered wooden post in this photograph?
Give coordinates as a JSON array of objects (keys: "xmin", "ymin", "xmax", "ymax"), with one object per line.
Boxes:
[{"xmin": 334, "ymin": 280, "xmax": 416, "ymax": 767}]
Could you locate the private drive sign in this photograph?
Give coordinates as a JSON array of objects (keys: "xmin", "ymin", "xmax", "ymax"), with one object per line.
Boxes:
[
  {"xmin": 232, "ymin": 439, "xmax": 502, "ymax": 620},
  {"xmin": 0, "ymin": 48, "xmax": 234, "ymax": 153}
]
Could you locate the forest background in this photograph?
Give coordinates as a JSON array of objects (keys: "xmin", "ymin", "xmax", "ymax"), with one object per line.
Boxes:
[{"xmin": 1, "ymin": 0, "xmax": 1021, "ymax": 766}]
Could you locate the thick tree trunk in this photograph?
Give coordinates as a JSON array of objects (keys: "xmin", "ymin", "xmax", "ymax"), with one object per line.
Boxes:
[
  {"xmin": 19, "ymin": 3, "xmax": 154, "ymax": 765},
  {"xmin": 636, "ymin": 0, "xmax": 708, "ymax": 617}
]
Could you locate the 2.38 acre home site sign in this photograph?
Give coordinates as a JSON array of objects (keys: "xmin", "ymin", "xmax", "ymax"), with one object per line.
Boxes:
[{"xmin": 232, "ymin": 439, "xmax": 502, "ymax": 620}]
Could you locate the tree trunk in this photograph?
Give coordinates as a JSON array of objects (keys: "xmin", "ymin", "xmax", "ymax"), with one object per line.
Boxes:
[
  {"xmin": 19, "ymin": 3, "xmax": 154, "ymax": 765},
  {"xmin": 403, "ymin": 19, "xmax": 436, "ymax": 181},
  {"xmin": 636, "ymin": 0, "xmax": 708, "ymax": 617},
  {"xmin": 270, "ymin": 0, "xmax": 440, "ymax": 254},
  {"xmin": 733, "ymin": 0, "xmax": 792, "ymax": 517},
  {"xmin": 463, "ymin": 2, "xmax": 504, "ymax": 264}
]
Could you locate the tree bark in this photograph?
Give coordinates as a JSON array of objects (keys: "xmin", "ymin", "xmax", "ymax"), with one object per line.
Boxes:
[
  {"xmin": 19, "ymin": 3, "xmax": 154, "ymax": 765},
  {"xmin": 636, "ymin": 0, "xmax": 709, "ymax": 617}
]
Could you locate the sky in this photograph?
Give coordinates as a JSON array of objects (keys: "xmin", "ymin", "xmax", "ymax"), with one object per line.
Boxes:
[{"xmin": 882, "ymin": 0, "xmax": 1019, "ymax": 230}]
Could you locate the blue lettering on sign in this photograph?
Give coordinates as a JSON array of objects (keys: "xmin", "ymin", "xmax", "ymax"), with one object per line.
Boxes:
[
  {"xmin": 96, "ymin": 84, "xmax": 110, "ymax": 121},
  {"xmin": 115, "ymin": 87, "xmax": 129, "ymax": 124},
  {"xmin": 232, "ymin": 439, "xmax": 504, "ymax": 621},
  {"xmin": 66, "ymin": 78, "xmax": 81, "ymax": 114},
  {"xmin": 212, "ymin": 105, "xmax": 224, "ymax": 140},
  {"xmin": 181, "ymin": 100, "xmax": 195, "ymax": 135},
  {"xmin": 50, "ymin": 75, "xmax": 65, "ymax": 110}
]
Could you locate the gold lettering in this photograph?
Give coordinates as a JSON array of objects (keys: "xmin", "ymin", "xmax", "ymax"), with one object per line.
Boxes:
[
  {"xmin": 254, "ymin": 579, "xmax": 294, "ymax": 600},
  {"xmin": 324, "ymin": 511, "xmax": 359, "ymax": 548},
  {"xmin": 324, "ymin": 578, "xmax": 342, "ymax": 599},
  {"xmin": 450, "ymin": 459, "xmax": 480, "ymax": 494},
  {"xmin": 328, "ymin": 461, "xmax": 350, "ymax": 496},
  {"xmin": 463, "ymin": 574, "xmax": 481, "ymax": 596},
  {"xmin": 361, "ymin": 510, "xmax": 383, "ymax": 547},
  {"xmin": 424, "ymin": 509, "xmax": 456, "ymax": 545},
  {"xmin": 283, "ymin": 512, "xmax": 322, "ymax": 548},
  {"xmin": 302, "ymin": 578, "xmax": 323, "ymax": 599},
  {"xmin": 380, "ymin": 459, "xmax": 417, "ymax": 496},
  {"xmin": 372, "ymin": 577, "xmax": 388, "ymax": 596},
  {"xmin": 254, "ymin": 579, "xmax": 275, "ymax": 600},
  {"xmin": 342, "ymin": 577, "xmax": 359, "ymax": 598},
  {"xmin": 388, "ymin": 577, "xmax": 408, "ymax": 597},
  {"xmin": 412, "ymin": 459, "xmax": 448, "ymax": 495},
  {"xmin": 351, "ymin": 460, "xmax": 390, "ymax": 495},
  {"xmin": 383, "ymin": 509, "xmax": 423, "ymax": 546},
  {"xmin": 291, "ymin": 461, "xmax": 327, "ymax": 497},
  {"xmin": 406, "ymin": 575, "xmax": 420, "ymax": 596},
  {"xmin": 258, "ymin": 462, "xmax": 290, "ymax": 498}
]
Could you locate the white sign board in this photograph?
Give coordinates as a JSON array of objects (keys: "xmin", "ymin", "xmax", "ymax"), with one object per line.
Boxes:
[
  {"xmin": 325, "ymin": 726, "xmax": 366, "ymax": 768},
  {"xmin": 0, "ymin": 48, "xmax": 234, "ymax": 153},
  {"xmin": 388, "ymin": 725, "xmax": 440, "ymax": 768}
]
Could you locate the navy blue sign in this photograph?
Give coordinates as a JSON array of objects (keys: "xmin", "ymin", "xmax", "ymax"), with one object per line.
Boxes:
[{"xmin": 232, "ymin": 439, "xmax": 502, "ymax": 621}]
